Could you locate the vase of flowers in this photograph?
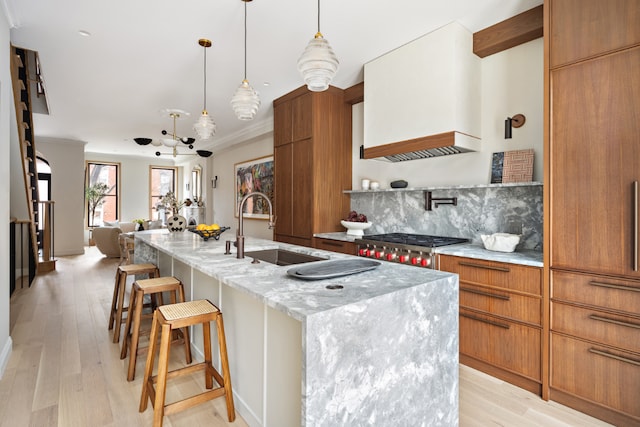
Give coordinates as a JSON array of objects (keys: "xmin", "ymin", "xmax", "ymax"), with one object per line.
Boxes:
[
  {"xmin": 157, "ymin": 191, "xmax": 184, "ymax": 215},
  {"xmin": 157, "ymin": 192, "xmax": 187, "ymax": 232}
]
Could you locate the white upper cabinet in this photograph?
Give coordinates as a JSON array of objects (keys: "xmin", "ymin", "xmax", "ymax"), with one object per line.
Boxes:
[{"xmin": 363, "ymin": 22, "xmax": 481, "ymax": 148}]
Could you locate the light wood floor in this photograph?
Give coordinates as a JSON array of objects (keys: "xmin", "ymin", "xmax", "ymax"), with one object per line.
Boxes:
[{"xmin": 0, "ymin": 246, "xmax": 613, "ymax": 427}]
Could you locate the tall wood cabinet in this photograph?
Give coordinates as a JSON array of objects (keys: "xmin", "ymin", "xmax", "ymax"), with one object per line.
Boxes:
[
  {"xmin": 547, "ymin": 1, "xmax": 640, "ymax": 425},
  {"xmin": 273, "ymin": 86, "xmax": 351, "ymax": 248}
]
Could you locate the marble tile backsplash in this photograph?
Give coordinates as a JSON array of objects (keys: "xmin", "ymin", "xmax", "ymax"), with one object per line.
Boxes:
[{"xmin": 350, "ymin": 184, "xmax": 543, "ymax": 251}]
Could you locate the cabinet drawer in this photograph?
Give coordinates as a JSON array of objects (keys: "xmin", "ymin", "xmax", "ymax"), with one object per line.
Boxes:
[
  {"xmin": 313, "ymin": 238, "xmax": 356, "ymax": 255},
  {"xmin": 439, "ymin": 255, "xmax": 541, "ymax": 295},
  {"xmin": 551, "ymin": 302, "xmax": 640, "ymax": 354},
  {"xmin": 275, "ymin": 234, "xmax": 313, "ymax": 249},
  {"xmin": 551, "ymin": 270, "xmax": 640, "ymax": 315},
  {"xmin": 550, "ymin": 333, "xmax": 640, "ymax": 420},
  {"xmin": 460, "ymin": 308, "xmax": 541, "ymax": 381},
  {"xmin": 460, "ymin": 284, "xmax": 541, "ymax": 326}
]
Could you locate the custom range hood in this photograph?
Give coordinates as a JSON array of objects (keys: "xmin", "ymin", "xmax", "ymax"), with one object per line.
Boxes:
[{"xmin": 363, "ymin": 22, "xmax": 481, "ymax": 162}]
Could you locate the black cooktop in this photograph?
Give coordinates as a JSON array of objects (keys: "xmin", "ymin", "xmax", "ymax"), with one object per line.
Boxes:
[{"xmin": 361, "ymin": 233, "xmax": 469, "ymax": 248}]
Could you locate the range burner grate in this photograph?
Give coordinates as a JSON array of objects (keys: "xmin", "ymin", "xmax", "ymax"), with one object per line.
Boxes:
[{"xmin": 364, "ymin": 233, "xmax": 468, "ymax": 248}]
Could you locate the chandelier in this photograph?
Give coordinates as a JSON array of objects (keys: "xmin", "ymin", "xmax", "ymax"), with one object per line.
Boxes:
[
  {"xmin": 134, "ymin": 109, "xmax": 212, "ymax": 158},
  {"xmin": 230, "ymin": 0, "xmax": 260, "ymax": 120},
  {"xmin": 297, "ymin": 0, "xmax": 339, "ymax": 92},
  {"xmin": 193, "ymin": 38, "xmax": 216, "ymax": 140}
]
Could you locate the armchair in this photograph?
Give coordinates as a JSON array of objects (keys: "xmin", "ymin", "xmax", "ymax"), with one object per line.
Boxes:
[{"xmin": 92, "ymin": 222, "xmax": 137, "ymax": 258}]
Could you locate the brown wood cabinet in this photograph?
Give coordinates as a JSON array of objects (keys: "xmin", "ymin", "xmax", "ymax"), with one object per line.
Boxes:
[
  {"xmin": 550, "ymin": 46, "xmax": 640, "ymax": 278},
  {"xmin": 547, "ymin": 1, "xmax": 640, "ymax": 424},
  {"xmin": 273, "ymin": 86, "xmax": 351, "ymax": 248},
  {"xmin": 313, "ymin": 238, "xmax": 356, "ymax": 255},
  {"xmin": 438, "ymin": 255, "xmax": 543, "ymax": 395},
  {"xmin": 549, "ymin": 0, "xmax": 640, "ymax": 68}
]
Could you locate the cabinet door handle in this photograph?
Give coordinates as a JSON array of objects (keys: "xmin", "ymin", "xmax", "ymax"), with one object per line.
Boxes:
[
  {"xmin": 588, "ymin": 314, "xmax": 640, "ymax": 330},
  {"xmin": 460, "ymin": 312, "xmax": 510, "ymax": 329},
  {"xmin": 589, "ymin": 280, "xmax": 640, "ymax": 293},
  {"xmin": 458, "ymin": 261, "xmax": 510, "ymax": 272},
  {"xmin": 634, "ymin": 181, "xmax": 639, "ymax": 271},
  {"xmin": 460, "ymin": 286, "xmax": 510, "ymax": 301},
  {"xmin": 588, "ymin": 348, "xmax": 640, "ymax": 367}
]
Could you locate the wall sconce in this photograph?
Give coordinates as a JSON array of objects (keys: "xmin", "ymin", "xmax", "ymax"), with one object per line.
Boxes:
[{"xmin": 505, "ymin": 114, "xmax": 526, "ymax": 139}]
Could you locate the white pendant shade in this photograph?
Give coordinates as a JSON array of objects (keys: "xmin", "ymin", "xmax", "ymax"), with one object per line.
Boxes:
[
  {"xmin": 231, "ymin": 79, "xmax": 261, "ymax": 121},
  {"xmin": 161, "ymin": 137, "xmax": 178, "ymax": 147},
  {"xmin": 297, "ymin": 32, "xmax": 339, "ymax": 92},
  {"xmin": 151, "ymin": 139, "xmax": 162, "ymax": 147},
  {"xmin": 193, "ymin": 110, "xmax": 216, "ymax": 140}
]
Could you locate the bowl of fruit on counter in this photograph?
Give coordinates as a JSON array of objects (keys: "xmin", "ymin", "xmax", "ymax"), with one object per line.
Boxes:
[
  {"xmin": 340, "ymin": 211, "xmax": 372, "ymax": 237},
  {"xmin": 189, "ymin": 223, "xmax": 230, "ymax": 241}
]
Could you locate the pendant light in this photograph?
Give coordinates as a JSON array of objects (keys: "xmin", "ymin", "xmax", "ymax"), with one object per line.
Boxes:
[
  {"xmin": 193, "ymin": 38, "xmax": 216, "ymax": 140},
  {"xmin": 297, "ymin": 0, "xmax": 339, "ymax": 92},
  {"xmin": 230, "ymin": 0, "xmax": 261, "ymax": 120}
]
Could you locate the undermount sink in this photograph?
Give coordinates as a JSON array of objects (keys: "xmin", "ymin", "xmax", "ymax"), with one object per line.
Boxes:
[{"xmin": 244, "ymin": 249, "xmax": 327, "ymax": 266}]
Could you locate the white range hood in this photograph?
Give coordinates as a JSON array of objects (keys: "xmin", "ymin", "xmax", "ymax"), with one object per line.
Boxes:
[{"xmin": 363, "ymin": 22, "xmax": 481, "ymax": 162}]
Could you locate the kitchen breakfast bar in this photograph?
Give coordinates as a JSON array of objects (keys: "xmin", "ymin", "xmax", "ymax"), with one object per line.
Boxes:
[{"xmin": 133, "ymin": 230, "xmax": 459, "ymax": 427}]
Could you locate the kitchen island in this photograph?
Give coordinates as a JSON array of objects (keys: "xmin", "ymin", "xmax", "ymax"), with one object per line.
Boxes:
[{"xmin": 134, "ymin": 230, "xmax": 459, "ymax": 427}]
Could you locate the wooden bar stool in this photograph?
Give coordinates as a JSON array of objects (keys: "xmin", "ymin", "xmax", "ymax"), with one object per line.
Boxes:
[
  {"xmin": 121, "ymin": 276, "xmax": 192, "ymax": 381},
  {"xmin": 139, "ymin": 299, "xmax": 235, "ymax": 427},
  {"xmin": 109, "ymin": 263, "xmax": 159, "ymax": 343}
]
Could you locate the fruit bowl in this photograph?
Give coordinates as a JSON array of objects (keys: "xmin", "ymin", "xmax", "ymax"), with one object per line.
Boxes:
[
  {"xmin": 340, "ymin": 220, "xmax": 372, "ymax": 237},
  {"xmin": 189, "ymin": 226, "xmax": 229, "ymax": 241}
]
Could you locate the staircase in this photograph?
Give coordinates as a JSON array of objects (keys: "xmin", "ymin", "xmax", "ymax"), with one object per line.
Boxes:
[{"xmin": 10, "ymin": 45, "xmax": 56, "ymax": 276}]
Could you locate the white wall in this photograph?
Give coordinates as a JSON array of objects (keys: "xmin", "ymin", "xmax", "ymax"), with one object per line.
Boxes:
[
  {"xmin": 1, "ymin": 6, "xmax": 14, "ymax": 379},
  {"xmin": 37, "ymin": 137, "xmax": 87, "ymax": 256},
  {"xmin": 211, "ymin": 133, "xmax": 274, "ymax": 240},
  {"xmin": 352, "ymin": 38, "xmax": 543, "ymax": 189}
]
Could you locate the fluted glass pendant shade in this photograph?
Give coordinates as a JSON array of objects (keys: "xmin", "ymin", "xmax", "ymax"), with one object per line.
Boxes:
[
  {"xmin": 231, "ymin": 0, "xmax": 260, "ymax": 120},
  {"xmin": 193, "ymin": 38, "xmax": 216, "ymax": 140},
  {"xmin": 193, "ymin": 110, "xmax": 216, "ymax": 139},
  {"xmin": 231, "ymin": 79, "xmax": 261, "ymax": 120},
  {"xmin": 297, "ymin": 31, "xmax": 339, "ymax": 92}
]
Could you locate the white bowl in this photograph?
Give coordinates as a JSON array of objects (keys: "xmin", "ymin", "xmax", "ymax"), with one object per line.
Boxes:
[
  {"xmin": 340, "ymin": 220, "xmax": 372, "ymax": 237},
  {"xmin": 480, "ymin": 233, "xmax": 520, "ymax": 253}
]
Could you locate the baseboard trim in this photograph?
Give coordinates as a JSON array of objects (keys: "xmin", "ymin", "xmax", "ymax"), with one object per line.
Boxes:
[{"xmin": 0, "ymin": 336, "xmax": 13, "ymax": 380}]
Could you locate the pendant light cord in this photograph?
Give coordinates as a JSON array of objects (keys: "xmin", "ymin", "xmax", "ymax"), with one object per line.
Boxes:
[
  {"xmin": 202, "ymin": 46, "xmax": 207, "ymax": 111},
  {"xmin": 317, "ymin": 0, "xmax": 321, "ymax": 33},
  {"xmin": 243, "ymin": 0, "xmax": 247, "ymax": 80}
]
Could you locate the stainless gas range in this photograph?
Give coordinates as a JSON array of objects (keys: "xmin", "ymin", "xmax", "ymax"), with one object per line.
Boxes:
[{"xmin": 355, "ymin": 233, "xmax": 469, "ymax": 269}]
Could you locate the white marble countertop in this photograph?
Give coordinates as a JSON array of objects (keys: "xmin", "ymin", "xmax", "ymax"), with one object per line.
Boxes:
[
  {"xmin": 314, "ymin": 231, "xmax": 359, "ymax": 242},
  {"xmin": 313, "ymin": 232, "xmax": 543, "ymax": 267},
  {"xmin": 435, "ymin": 243, "xmax": 543, "ymax": 267},
  {"xmin": 134, "ymin": 230, "xmax": 457, "ymax": 321}
]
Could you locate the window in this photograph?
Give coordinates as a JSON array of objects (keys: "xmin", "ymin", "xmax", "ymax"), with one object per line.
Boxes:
[
  {"xmin": 86, "ymin": 162, "xmax": 120, "ymax": 227},
  {"xmin": 191, "ymin": 166, "xmax": 202, "ymax": 201},
  {"xmin": 150, "ymin": 166, "xmax": 177, "ymax": 221}
]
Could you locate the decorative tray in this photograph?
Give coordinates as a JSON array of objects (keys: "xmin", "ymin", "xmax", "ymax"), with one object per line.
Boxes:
[
  {"xmin": 286, "ymin": 259, "xmax": 381, "ymax": 281},
  {"xmin": 189, "ymin": 226, "xmax": 230, "ymax": 241}
]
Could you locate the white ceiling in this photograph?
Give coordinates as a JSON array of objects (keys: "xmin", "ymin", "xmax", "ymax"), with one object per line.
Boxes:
[{"xmin": 4, "ymin": 0, "xmax": 542, "ymax": 158}]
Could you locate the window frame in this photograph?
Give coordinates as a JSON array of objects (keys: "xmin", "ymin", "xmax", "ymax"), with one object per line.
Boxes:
[
  {"xmin": 85, "ymin": 161, "xmax": 121, "ymax": 228},
  {"xmin": 149, "ymin": 165, "xmax": 178, "ymax": 220}
]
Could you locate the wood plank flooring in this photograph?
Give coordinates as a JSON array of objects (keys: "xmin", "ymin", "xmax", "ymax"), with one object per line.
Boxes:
[{"xmin": 1, "ymin": 246, "xmax": 613, "ymax": 427}]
